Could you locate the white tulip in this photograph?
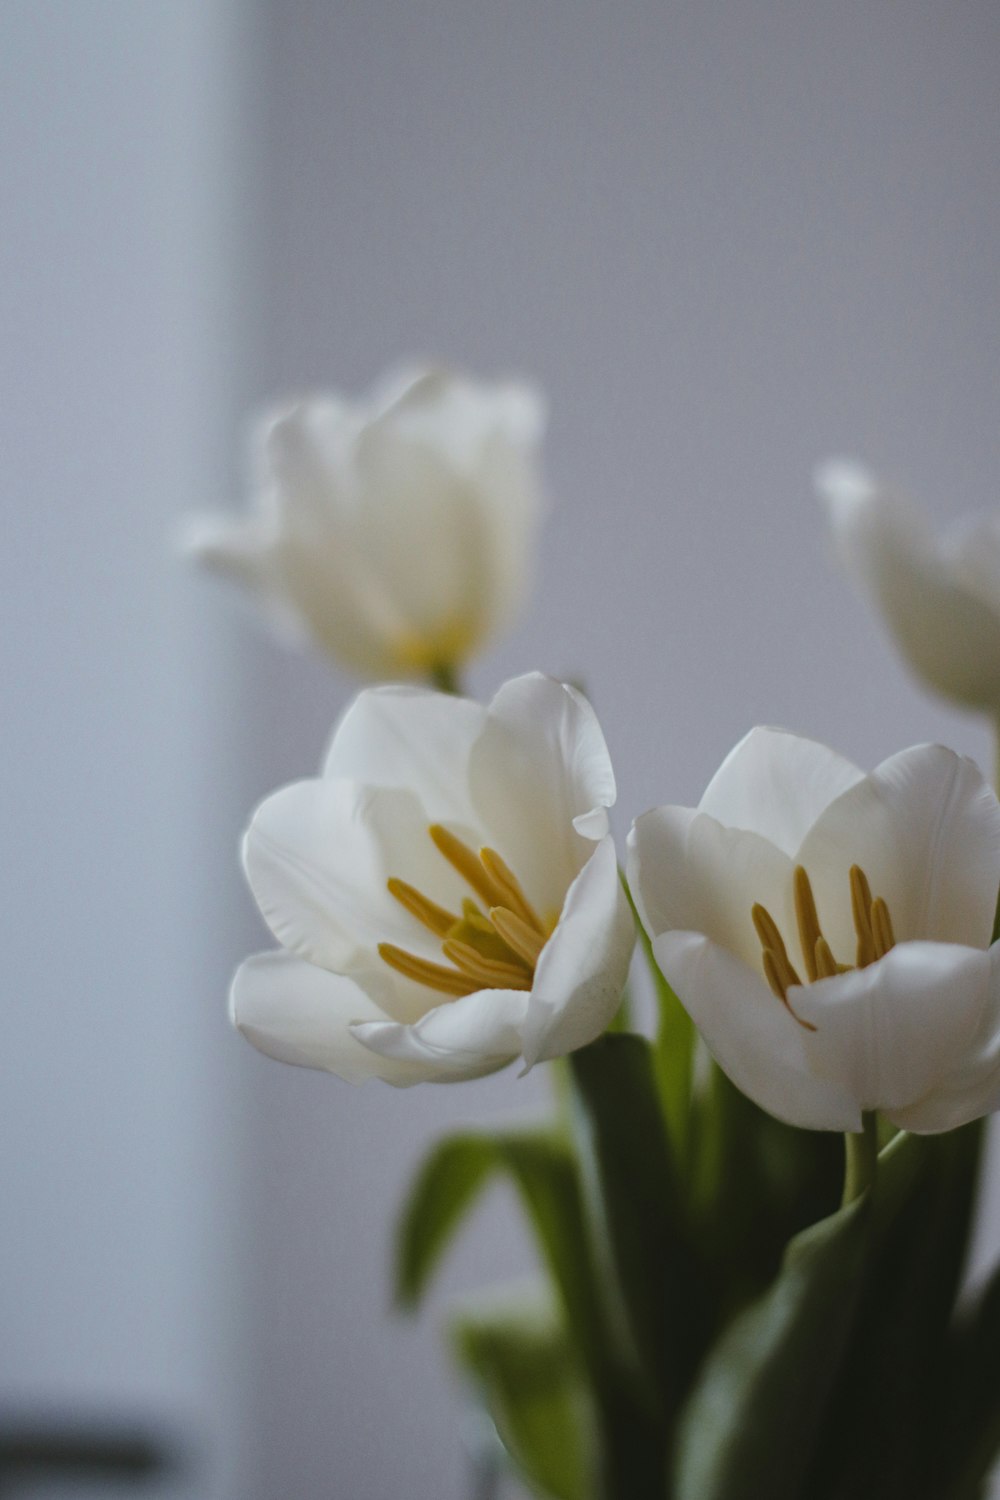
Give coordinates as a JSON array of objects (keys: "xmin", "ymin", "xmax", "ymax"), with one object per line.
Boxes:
[
  {"xmin": 182, "ymin": 366, "xmax": 545, "ymax": 680},
  {"xmin": 628, "ymin": 727, "xmax": 1000, "ymax": 1132},
  {"xmin": 817, "ymin": 459, "xmax": 1000, "ymax": 712},
  {"xmin": 232, "ymin": 674, "xmax": 635, "ymax": 1084}
]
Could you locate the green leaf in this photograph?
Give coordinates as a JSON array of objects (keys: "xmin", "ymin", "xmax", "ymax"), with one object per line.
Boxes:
[
  {"xmin": 568, "ymin": 1033, "xmax": 709, "ymax": 1412},
  {"xmin": 395, "ymin": 1133, "xmax": 508, "ymax": 1309},
  {"xmin": 625, "ymin": 873, "xmax": 696, "ymax": 1161},
  {"xmin": 689, "ymin": 1067, "xmax": 843, "ymax": 1314},
  {"xmin": 450, "ymin": 1281, "xmax": 597, "ymax": 1500},
  {"xmin": 937, "ymin": 1257, "xmax": 1000, "ymax": 1499},
  {"xmin": 672, "ymin": 1191, "xmax": 870, "ymax": 1500},
  {"xmin": 805, "ymin": 1123, "xmax": 983, "ymax": 1500},
  {"xmin": 395, "ymin": 1126, "xmax": 609, "ymax": 1371}
]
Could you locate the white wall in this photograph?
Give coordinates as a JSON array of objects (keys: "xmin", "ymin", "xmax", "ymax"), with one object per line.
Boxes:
[
  {"xmin": 0, "ymin": 4, "xmax": 260, "ymax": 1495},
  {"xmin": 244, "ymin": 3, "xmax": 1000, "ymax": 1497}
]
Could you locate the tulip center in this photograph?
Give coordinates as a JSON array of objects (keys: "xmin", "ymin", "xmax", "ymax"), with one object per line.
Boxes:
[
  {"xmin": 378, "ymin": 825, "xmax": 553, "ymax": 997},
  {"xmin": 751, "ymin": 864, "xmax": 897, "ymax": 1031}
]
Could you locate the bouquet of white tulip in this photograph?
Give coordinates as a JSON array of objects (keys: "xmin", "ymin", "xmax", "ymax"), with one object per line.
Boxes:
[{"xmin": 186, "ymin": 367, "xmax": 1000, "ymax": 1500}]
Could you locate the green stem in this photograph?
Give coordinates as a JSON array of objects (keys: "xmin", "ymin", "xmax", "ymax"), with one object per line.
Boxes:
[
  {"xmin": 842, "ymin": 1111, "xmax": 878, "ymax": 1206},
  {"xmin": 428, "ymin": 661, "xmax": 462, "ymax": 694}
]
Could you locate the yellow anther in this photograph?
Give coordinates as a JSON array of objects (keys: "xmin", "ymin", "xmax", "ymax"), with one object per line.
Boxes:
[
  {"xmin": 381, "ymin": 830, "xmax": 546, "ymax": 999},
  {"xmin": 479, "ymin": 847, "xmax": 545, "ymax": 934},
  {"xmin": 429, "ymin": 824, "xmax": 507, "ymax": 908},
  {"xmin": 814, "ymin": 936, "xmax": 840, "ymax": 980},
  {"xmin": 761, "ymin": 948, "xmax": 787, "ymax": 1002},
  {"xmin": 378, "ymin": 942, "xmax": 479, "ymax": 997},
  {"xmin": 752, "ymin": 903, "xmax": 802, "ymax": 992},
  {"xmin": 490, "ymin": 905, "xmax": 546, "ymax": 966},
  {"xmin": 793, "ymin": 865, "xmax": 823, "ymax": 983},
  {"xmin": 850, "ymin": 864, "xmax": 876, "ymax": 969},
  {"xmin": 441, "ymin": 939, "xmax": 533, "ymax": 991},
  {"xmin": 386, "ymin": 878, "xmax": 457, "ymax": 938},
  {"xmin": 752, "ymin": 863, "xmax": 898, "ymax": 1033},
  {"xmin": 871, "ymin": 897, "xmax": 895, "ymax": 960}
]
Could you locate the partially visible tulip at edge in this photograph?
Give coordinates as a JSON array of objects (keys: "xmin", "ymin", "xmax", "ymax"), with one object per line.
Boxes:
[
  {"xmin": 231, "ymin": 672, "xmax": 636, "ymax": 1085},
  {"xmin": 817, "ymin": 459, "xmax": 1000, "ymax": 713},
  {"xmin": 180, "ymin": 366, "xmax": 546, "ymax": 681},
  {"xmin": 628, "ymin": 725, "xmax": 1000, "ymax": 1133}
]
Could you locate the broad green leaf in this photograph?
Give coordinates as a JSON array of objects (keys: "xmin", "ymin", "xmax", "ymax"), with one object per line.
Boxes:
[
  {"xmin": 394, "ymin": 1126, "xmax": 608, "ymax": 1372},
  {"xmin": 395, "ymin": 1133, "xmax": 508, "ymax": 1309},
  {"xmin": 806, "ymin": 1123, "xmax": 983, "ymax": 1500},
  {"xmin": 450, "ymin": 1281, "xmax": 597, "ymax": 1500},
  {"xmin": 568, "ymin": 1033, "xmax": 709, "ymax": 1412},
  {"xmin": 690, "ymin": 1066, "xmax": 843, "ymax": 1314},
  {"xmin": 937, "ymin": 1261, "xmax": 1000, "ymax": 1500},
  {"xmin": 672, "ymin": 1191, "xmax": 870, "ymax": 1500}
]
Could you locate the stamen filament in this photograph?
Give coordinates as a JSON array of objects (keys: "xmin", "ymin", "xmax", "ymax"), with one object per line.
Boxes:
[
  {"xmin": 441, "ymin": 939, "xmax": 533, "ymax": 990},
  {"xmin": 479, "ymin": 847, "xmax": 545, "ymax": 933},
  {"xmin": 386, "ymin": 878, "xmax": 457, "ymax": 938},
  {"xmin": 429, "ymin": 825, "xmax": 507, "ymax": 909},
  {"xmin": 378, "ymin": 942, "xmax": 479, "ymax": 997},
  {"xmin": 490, "ymin": 905, "xmax": 546, "ymax": 965}
]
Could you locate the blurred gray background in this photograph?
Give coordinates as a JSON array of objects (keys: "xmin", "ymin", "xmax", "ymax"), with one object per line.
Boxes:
[{"xmin": 3, "ymin": 1, "xmax": 999, "ymax": 1496}]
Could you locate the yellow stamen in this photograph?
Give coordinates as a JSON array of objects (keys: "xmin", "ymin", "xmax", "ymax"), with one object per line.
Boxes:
[
  {"xmin": 378, "ymin": 942, "xmax": 478, "ymax": 997},
  {"xmin": 752, "ymin": 903, "xmax": 802, "ymax": 992},
  {"xmin": 490, "ymin": 905, "xmax": 546, "ymax": 966},
  {"xmin": 761, "ymin": 946, "xmax": 818, "ymax": 1031},
  {"xmin": 871, "ymin": 897, "xmax": 895, "ymax": 960},
  {"xmin": 386, "ymin": 878, "xmax": 457, "ymax": 938},
  {"xmin": 428, "ymin": 824, "xmax": 507, "ymax": 909},
  {"xmin": 793, "ymin": 865, "xmax": 823, "ymax": 983},
  {"xmin": 381, "ymin": 830, "xmax": 547, "ymax": 999},
  {"xmin": 814, "ymin": 936, "xmax": 840, "ymax": 980},
  {"xmin": 441, "ymin": 939, "xmax": 533, "ymax": 991},
  {"xmin": 752, "ymin": 863, "xmax": 898, "ymax": 1034},
  {"xmin": 479, "ymin": 847, "xmax": 545, "ymax": 934},
  {"xmin": 444, "ymin": 915, "xmax": 525, "ymax": 967},
  {"xmin": 761, "ymin": 948, "xmax": 787, "ymax": 1001},
  {"xmin": 850, "ymin": 864, "xmax": 876, "ymax": 969}
]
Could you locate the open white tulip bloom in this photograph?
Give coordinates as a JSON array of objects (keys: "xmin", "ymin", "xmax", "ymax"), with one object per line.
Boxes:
[
  {"xmin": 817, "ymin": 459, "xmax": 1000, "ymax": 712},
  {"xmin": 628, "ymin": 727, "xmax": 1000, "ymax": 1133},
  {"xmin": 181, "ymin": 366, "xmax": 545, "ymax": 680},
  {"xmin": 232, "ymin": 674, "xmax": 635, "ymax": 1084}
]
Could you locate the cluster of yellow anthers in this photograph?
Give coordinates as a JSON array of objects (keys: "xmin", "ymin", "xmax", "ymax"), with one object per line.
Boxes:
[
  {"xmin": 379, "ymin": 826, "xmax": 552, "ymax": 998},
  {"xmin": 752, "ymin": 865, "xmax": 897, "ymax": 1031}
]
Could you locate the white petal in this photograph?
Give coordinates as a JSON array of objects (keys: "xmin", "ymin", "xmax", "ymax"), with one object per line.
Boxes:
[
  {"xmin": 818, "ymin": 463, "xmax": 1000, "ymax": 708},
  {"xmin": 230, "ymin": 951, "xmax": 428, "ymax": 1084},
  {"xmin": 946, "ymin": 513, "xmax": 1000, "ymax": 619},
  {"xmin": 796, "ymin": 744, "xmax": 1000, "ymax": 952},
  {"xmin": 793, "ymin": 942, "xmax": 992, "ymax": 1117},
  {"xmin": 242, "ymin": 778, "xmax": 474, "ymax": 981},
  {"xmin": 469, "ymin": 675, "xmax": 616, "ymax": 914},
  {"xmin": 354, "ymin": 426, "xmax": 493, "ymax": 644},
  {"xmin": 322, "ymin": 683, "xmax": 486, "ymax": 828},
  {"xmin": 351, "ymin": 987, "xmax": 529, "ymax": 1083},
  {"xmin": 653, "ymin": 931, "xmax": 861, "ymax": 1130},
  {"xmin": 628, "ymin": 806, "xmax": 795, "ymax": 972},
  {"xmin": 176, "ymin": 513, "xmax": 305, "ymax": 642},
  {"xmin": 888, "ymin": 943, "xmax": 1000, "ymax": 1131},
  {"xmin": 521, "ymin": 835, "xmax": 636, "ymax": 1068},
  {"xmin": 697, "ymin": 727, "xmax": 864, "ymax": 855}
]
